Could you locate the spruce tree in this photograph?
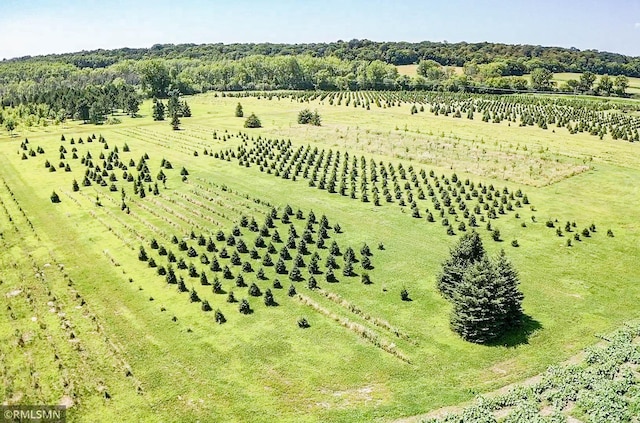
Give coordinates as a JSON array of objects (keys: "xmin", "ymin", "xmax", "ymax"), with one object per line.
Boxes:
[
  {"xmin": 493, "ymin": 250, "xmax": 524, "ymax": 328},
  {"xmin": 244, "ymin": 113, "xmax": 262, "ymax": 128},
  {"xmin": 449, "ymin": 258, "xmax": 506, "ymax": 343},
  {"xmin": 264, "ymin": 289, "xmax": 276, "ymax": 306},
  {"xmin": 152, "ymin": 99, "xmax": 165, "ymax": 121},
  {"xmin": 239, "ymin": 298, "xmax": 252, "ymax": 314},
  {"xmin": 215, "ymin": 309, "xmax": 226, "ymax": 324},
  {"xmin": 437, "ymin": 231, "xmax": 486, "ymax": 300},
  {"xmin": 167, "ymin": 90, "xmax": 181, "ymax": 117},
  {"xmin": 248, "ymin": 282, "xmax": 262, "ymax": 297},
  {"xmin": 171, "ymin": 113, "xmax": 180, "ymax": 130}
]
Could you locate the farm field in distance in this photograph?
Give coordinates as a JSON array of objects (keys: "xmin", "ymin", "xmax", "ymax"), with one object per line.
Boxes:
[
  {"xmin": 1, "ymin": 91, "xmax": 639, "ymax": 422},
  {"xmin": 397, "ymin": 64, "xmax": 640, "ymax": 95}
]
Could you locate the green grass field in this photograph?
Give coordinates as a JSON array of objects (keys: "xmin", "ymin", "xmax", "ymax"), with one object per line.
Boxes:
[{"xmin": 1, "ymin": 93, "xmax": 639, "ymax": 422}]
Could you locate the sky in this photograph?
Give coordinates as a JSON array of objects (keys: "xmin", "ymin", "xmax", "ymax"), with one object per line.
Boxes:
[{"xmin": 0, "ymin": 0, "xmax": 639, "ymax": 60}]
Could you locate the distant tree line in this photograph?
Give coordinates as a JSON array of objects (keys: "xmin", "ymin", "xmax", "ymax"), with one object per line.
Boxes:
[
  {"xmin": 0, "ymin": 40, "xmax": 637, "ymax": 127},
  {"xmin": 5, "ymin": 39, "xmax": 640, "ymax": 76}
]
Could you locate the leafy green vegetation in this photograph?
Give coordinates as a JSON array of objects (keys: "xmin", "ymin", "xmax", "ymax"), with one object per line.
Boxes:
[
  {"xmin": 0, "ymin": 90, "xmax": 638, "ymax": 422},
  {"xmin": 423, "ymin": 321, "xmax": 640, "ymax": 422}
]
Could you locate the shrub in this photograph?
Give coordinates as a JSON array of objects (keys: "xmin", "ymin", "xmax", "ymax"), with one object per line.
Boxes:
[
  {"xmin": 244, "ymin": 113, "xmax": 262, "ymax": 128},
  {"xmin": 297, "ymin": 317, "xmax": 310, "ymax": 328},
  {"xmin": 401, "ymin": 289, "xmax": 411, "ymax": 301},
  {"xmin": 50, "ymin": 191, "xmax": 61, "ymax": 203},
  {"xmin": 297, "ymin": 109, "xmax": 321, "ymax": 126}
]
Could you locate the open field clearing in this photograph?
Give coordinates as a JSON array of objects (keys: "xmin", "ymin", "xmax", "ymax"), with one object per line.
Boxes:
[{"xmin": 1, "ymin": 92, "xmax": 639, "ymax": 422}]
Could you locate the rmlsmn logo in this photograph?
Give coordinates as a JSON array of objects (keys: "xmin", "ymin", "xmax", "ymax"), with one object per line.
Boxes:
[{"xmin": 1, "ymin": 406, "xmax": 66, "ymax": 423}]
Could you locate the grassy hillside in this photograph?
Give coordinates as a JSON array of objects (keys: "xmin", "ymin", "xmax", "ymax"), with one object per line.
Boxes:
[{"xmin": 1, "ymin": 92, "xmax": 639, "ymax": 422}]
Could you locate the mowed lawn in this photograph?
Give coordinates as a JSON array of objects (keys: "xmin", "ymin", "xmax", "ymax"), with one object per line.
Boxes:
[{"xmin": 0, "ymin": 93, "xmax": 639, "ymax": 422}]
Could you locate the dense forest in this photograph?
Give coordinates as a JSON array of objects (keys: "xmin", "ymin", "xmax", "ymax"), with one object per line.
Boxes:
[
  {"xmin": 5, "ymin": 40, "xmax": 640, "ymax": 76},
  {"xmin": 0, "ymin": 40, "xmax": 636, "ymax": 129}
]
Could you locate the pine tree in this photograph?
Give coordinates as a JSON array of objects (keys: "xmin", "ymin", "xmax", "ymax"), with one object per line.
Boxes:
[
  {"xmin": 248, "ymin": 282, "xmax": 262, "ymax": 297},
  {"xmin": 189, "ymin": 288, "xmax": 201, "ymax": 303},
  {"xmin": 493, "ymin": 250, "xmax": 524, "ymax": 328},
  {"xmin": 171, "ymin": 113, "xmax": 180, "ymax": 130},
  {"xmin": 201, "ymin": 299, "xmax": 212, "ymax": 312},
  {"xmin": 449, "ymin": 258, "xmax": 506, "ymax": 343},
  {"xmin": 275, "ymin": 258, "xmax": 287, "ymax": 274},
  {"xmin": 152, "ymin": 99, "xmax": 165, "ymax": 121},
  {"xmin": 437, "ymin": 231, "xmax": 486, "ymax": 300},
  {"xmin": 288, "ymin": 284, "xmax": 297, "ymax": 297},
  {"xmin": 239, "ymin": 298, "xmax": 252, "ymax": 314},
  {"xmin": 167, "ymin": 90, "xmax": 181, "ymax": 117},
  {"xmin": 181, "ymin": 101, "xmax": 191, "ymax": 117},
  {"xmin": 342, "ymin": 260, "xmax": 353, "ymax": 277},
  {"xmin": 244, "ymin": 113, "xmax": 262, "ymax": 128},
  {"xmin": 215, "ymin": 309, "xmax": 226, "ymax": 324},
  {"xmin": 289, "ymin": 266, "xmax": 302, "ymax": 281},
  {"xmin": 235, "ymin": 102, "xmax": 244, "ymax": 117},
  {"xmin": 264, "ymin": 289, "xmax": 276, "ymax": 306}
]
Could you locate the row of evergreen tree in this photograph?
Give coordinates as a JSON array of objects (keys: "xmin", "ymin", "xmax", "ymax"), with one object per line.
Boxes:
[{"xmin": 152, "ymin": 89, "xmax": 191, "ymax": 129}]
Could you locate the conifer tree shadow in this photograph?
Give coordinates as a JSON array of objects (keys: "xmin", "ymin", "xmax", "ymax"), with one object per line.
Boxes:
[{"xmin": 489, "ymin": 314, "xmax": 542, "ymax": 348}]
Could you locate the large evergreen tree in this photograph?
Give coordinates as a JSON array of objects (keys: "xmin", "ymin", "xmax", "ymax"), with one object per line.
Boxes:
[
  {"xmin": 437, "ymin": 231, "xmax": 486, "ymax": 300},
  {"xmin": 438, "ymin": 232, "xmax": 524, "ymax": 343},
  {"xmin": 167, "ymin": 90, "xmax": 181, "ymax": 117},
  {"xmin": 493, "ymin": 250, "xmax": 524, "ymax": 328},
  {"xmin": 449, "ymin": 257, "xmax": 506, "ymax": 343}
]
